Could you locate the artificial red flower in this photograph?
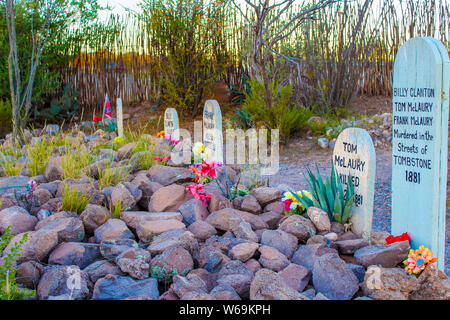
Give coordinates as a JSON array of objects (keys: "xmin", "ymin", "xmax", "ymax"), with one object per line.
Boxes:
[
  {"xmin": 386, "ymin": 232, "xmax": 411, "ymax": 245},
  {"xmin": 200, "ymin": 160, "xmax": 219, "ymax": 178},
  {"xmin": 93, "ymin": 115, "xmax": 102, "ymax": 123}
]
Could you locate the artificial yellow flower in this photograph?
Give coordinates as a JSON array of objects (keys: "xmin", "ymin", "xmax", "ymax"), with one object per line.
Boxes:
[{"xmin": 156, "ymin": 131, "xmax": 165, "ymax": 138}]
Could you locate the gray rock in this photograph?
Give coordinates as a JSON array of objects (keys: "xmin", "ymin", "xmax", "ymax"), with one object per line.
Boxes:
[
  {"xmin": 83, "ymin": 260, "xmax": 125, "ymax": 283},
  {"xmin": 291, "ymin": 243, "xmax": 338, "ymax": 272},
  {"xmin": 37, "ymin": 265, "xmax": 91, "ymax": 300},
  {"xmin": 48, "ymin": 242, "xmax": 101, "ymax": 269},
  {"xmin": 147, "ymin": 229, "xmax": 196, "ymax": 255},
  {"xmin": 260, "ymin": 229, "xmax": 298, "ymax": 258},
  {"xmin": 116, "ymin": 247, "xmax": 151, "ymax": 280},
  {"xmin": 318, "ymin": 138, "xmax": 329, "ymax": 149},
  {"xmin": 250, "ymin": 269, "xmax": 309, "ymax": 300},
  {"xmin": 312, "ymin": 253, "xmax": 359, "ymax": 300},
  {"xmin": 335, "ymin": 238, "xmax": 370, "ymax": 255},
  {"xmin": 0, "ymin": 206, "xmax": 38, "ymax": 235},
  {"xmin": 278, "ymin": 263, "xmax": 311, "ymax": 292},
  {"xmin": 178, "ymin": 198, "xmax": 209, "ymax": 225},
  {"xmin": 92, "ymin": 275, "xmax": 159, "ymax": 300},
  {"xmin": 94, "ymin": 219, "xmax": 135, "ymax": 243},
  {"xmin": 354, "ymin": 241, "xmax": 410, "ymax": 268}
]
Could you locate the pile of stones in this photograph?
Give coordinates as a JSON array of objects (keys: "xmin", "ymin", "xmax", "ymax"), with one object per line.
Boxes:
[
  {"xmin": 316, "ymin": 113, "xmax": 393, "ymax": 150},
  {"xmin": 0, "ymin": 125, "xmax": 448, "ymax": 300}
]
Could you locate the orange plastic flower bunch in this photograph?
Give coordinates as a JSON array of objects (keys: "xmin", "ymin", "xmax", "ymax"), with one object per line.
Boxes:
[
  {"xmin": 156, "ymin": 130, "xmax": 165, "ymax": 138},
  {"xmin": 404, "ymin": 245, "xmax": 438, "ymax": 275}
]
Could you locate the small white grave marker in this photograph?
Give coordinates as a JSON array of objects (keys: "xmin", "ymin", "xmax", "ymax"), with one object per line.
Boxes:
[
  {"xmin": 333, "ymin": 128, "xmax": 376, "ymax": 238},
  {"xmin": 391, "ymin": 37, "xmax": 449, "ymax": 270},
  {"xmin": 203, "ymin": 100, "xmax": 223, "ymax": 163},
  {"xmin": 164, "ymin": 108, "xmax": 180, "ymax": 140},
  {"xmin": 117, "ymin": 98, "xmax": 124, "ymax": 138}
]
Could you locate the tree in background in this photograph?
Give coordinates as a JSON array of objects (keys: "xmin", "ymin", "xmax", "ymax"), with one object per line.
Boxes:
[
  {"xmin": 231, "ymin": 0, "xmax": 340, "ymax": 111},
  {"xmin": 2, "ymin": 0, "xmax": 104, "ymax": 146},
  {"xmin": 139, "ymin": 0, "xmax": 232, "ymax": 116}
]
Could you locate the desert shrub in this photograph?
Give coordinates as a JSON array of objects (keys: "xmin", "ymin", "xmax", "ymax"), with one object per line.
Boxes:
[
  {"xmin": 61, "ymin": 183, "xmax": 92, "ymax": 214},
  {"xmin": 139, "ymin": 0, "xmax": 230, "ymax": 115},
  {"xmin": 0, "ymin": 153, "xmax": 24, "ymax": 177},
  {"xmin": 61, "ymin": 142, "xmax": 94, "ymax": 179},
  {"xmin": 97, "ymin": 164, "xmax": 130, "ymax": 190},
  {"xmin": 242, "ymin": 79, "xmax": 313, "ymax": 143},
  {"xmin": 0, "ymin": 226, "xmax": 35, "ymax": 300},
  {"xmin": 26, "ymin": 138, "xmax": 55, "ymax": 176}
]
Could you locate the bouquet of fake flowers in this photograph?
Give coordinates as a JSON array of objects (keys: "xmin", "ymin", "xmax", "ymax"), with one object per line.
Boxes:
[
  {"xmin": 192, "ymin": 142, "xmax": 209, "ymax": 163},
  {"xmin": 281, "ymin": 190, "xmax": 313, "ymax": 215},
  {"xmin": 404, "ymin": 245, "xmax": 438, "ymax": 276}
]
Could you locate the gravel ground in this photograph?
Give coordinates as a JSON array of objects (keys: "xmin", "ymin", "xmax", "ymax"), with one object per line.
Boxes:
[{"xmin": 266, "ymin": 138, "xmax": 450, "ymax": 276}]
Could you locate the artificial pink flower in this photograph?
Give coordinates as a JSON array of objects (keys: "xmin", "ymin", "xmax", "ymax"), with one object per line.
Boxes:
[
  {"xmin": 281, "ymin": 199, "xmax": 293, "ymax": 212},
  {"xmin": 26, "ymin": 180, "xmax": 37, "ymax": 192},
  {"xmin": 201, "ymin": 160, "xmax": 220, "ymax": 178},
  {"xmin": 186, "ymin": 183, "xmax": 212, "ymax": 207}
]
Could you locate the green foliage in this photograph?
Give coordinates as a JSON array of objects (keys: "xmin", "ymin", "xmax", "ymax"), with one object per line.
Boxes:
[
  {"xmin": 108, "ymin": 199, "xmax": 123, "ymax": 219},
  {"xmin": 26, "ymin": 137, "xmax": 55, "ymax": 176},
  {"xmin": 35, "ymin": 83, "xmax": 79, "ymax": 122},
  {"xmin": 61, "ymin": 183, "xmax": 92, "ymax": 214},
  {"xmin": 0, "ymin": 226, "xmax": 35, "ymax": 300},
  {"xmin": 291, "ymin": 163, "xmax": 355, "ymax": 224},
  {"xmin": 139, "ymin": 0, "xmax": 230, "ymax": 114},
  {"xmin": 150, "ymin": 265, "xmax": 192, "ymax": 283},
  {"xmin": 97, "ymin": 164, "xmax": 130, "ymax": 190},
  {"xmin": 233, "ymin": 108, "xmax": 253, "ymax": 129},
  {"xmin": 227, "ymin": 74, "xmax": 251, "ymax": 105},
  {"xmin": 0, "ymin": 0, "xmax": 107, "ymax": 123},
  {"xmin": 0, "ymin": 99, "xmax": 12, "ymax": 132},
  {"xmin": 0, "ymin": 153, "xmax": 24, "ymax": 177},
  {"xmin": 96, "ymin": 120, "xmax": 118, "ymax": 134},
  {"xmin": 61, "ymin": 142, "xmax": 95, "ymax": 179},
  {"xmin": 243, "ymin": 79, "xmax": 313, "ymax": 143}
]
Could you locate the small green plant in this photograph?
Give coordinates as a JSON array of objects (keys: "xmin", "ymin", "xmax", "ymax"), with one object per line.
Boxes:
[
  {"xmin": 108, "ymin": 199, "xmax": 123, "ymax": 219},
  {"xmin": 97, "ymin": 164, "xmax": 130, "ymax": 190},
  {"xmin": 0, "ymin": 153, "xmax": 24, "ymax": 177},
  {"xmin": 61, "ymin": 184, "xmax": 92, "ymax": 214},
  {"xmin": 61, "ymin": 141, "xmax": 94, "ymax": 179},
  {"xmin": 26, "ymin": 138, "xmax": 55, "ymax": 176},
  {"xmin": 36, "ymin": 83, "xmax": 79, "ymax": 121},
  {"xmin": 0, "ymin": 226, "xmax": 35, "ymax": 300},
  {"xmin": 233, "ymin": 108, "xmax": 254, "ymax": 129},
  {"xmin": 227, "ymin": 74, "xmax": 251, "ymax": 105},
  {"xmin": 291, "ymin": 163, "xmax": 355, "ymax": 224},
  {"xmin": 243, "ymin": 79, "xmax": 313, "ymax": 143}
]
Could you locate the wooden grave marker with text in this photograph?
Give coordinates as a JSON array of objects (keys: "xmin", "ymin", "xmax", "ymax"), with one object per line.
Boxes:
[
  {"xmin": 203, "ymin": 100, "xmax": 223, "ymax": 163},
  {"xmin": 164, "ymin": 108, "xmax": 180, "ymax": 140},
  {"xmin": 333, "ymin": 128, "xmax": 376, "ymax": 238},
  {"xmin": 391, "ymin": 37, "xmax": 449, "ymax": 270}
]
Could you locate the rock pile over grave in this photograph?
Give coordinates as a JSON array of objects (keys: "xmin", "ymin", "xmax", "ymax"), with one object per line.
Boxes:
[{"xmin": 0, "ymin": 125, "xmax": 447, "ymax": 300}]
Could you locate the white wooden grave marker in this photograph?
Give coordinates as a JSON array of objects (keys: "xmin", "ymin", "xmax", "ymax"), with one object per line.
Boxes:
[
  {"xmin": 164, "ymin": 108, "xmax": 180, "ymax": 140},
  {"xmin": 117, "ymin": 98, "xmax": 124, "ymax": 138},
  {"xmin": 333, "ymin": 128, "xmax": 376, "ymax": 238},
  {"xmin": 391, "ymin": 37, "xmax": 449, "ymax": 270},
  {"xmin": 203, "ymin": 100, "xmax": 223, "ymax": 163}
]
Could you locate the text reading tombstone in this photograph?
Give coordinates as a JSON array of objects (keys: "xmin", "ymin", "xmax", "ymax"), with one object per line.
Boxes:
[
  {"xmin": 333, "ymin": 128, "xmax": 376, "ymax": 238},
  {"xmin": 203, "ymin": 100, "xmax": 223, "ymax": 163},
  {"xmin": 391, "ymin": 37, "xmax": 449, "ymax": 270},
  {"xmin": 164, "ymin": 108, "xmax": 180, "ymax": 140}
]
